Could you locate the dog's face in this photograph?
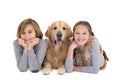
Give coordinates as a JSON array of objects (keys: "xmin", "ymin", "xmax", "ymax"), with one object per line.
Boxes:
[{"xmin": 45, "ymin": 21, "xmax": 72, "ymax": 46}]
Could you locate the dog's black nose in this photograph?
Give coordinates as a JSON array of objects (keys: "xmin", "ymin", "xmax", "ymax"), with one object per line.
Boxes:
[{"xmin": 57, "ymin": 32, "xmax": 62, "ymax": 39}]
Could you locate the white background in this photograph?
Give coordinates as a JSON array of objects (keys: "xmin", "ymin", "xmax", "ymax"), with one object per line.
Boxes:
[{"xmin": 0, "ymin": 0, "xmax": 119, "ymax": 80}]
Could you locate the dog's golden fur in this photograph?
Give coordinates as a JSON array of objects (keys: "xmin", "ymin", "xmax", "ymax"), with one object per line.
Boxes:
[
  {"xmin": 42, "ymin": 21, "xmax": 72, "ymax": 75},
  {"xmin": 74, "ymin": 36, "xmax": 109, "ymax": 70}
]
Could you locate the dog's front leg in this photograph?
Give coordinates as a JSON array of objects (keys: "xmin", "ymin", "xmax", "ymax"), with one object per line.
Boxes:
[
  {"xmin": 57, "ymin": 65, "xmax": 65, "ymax": 75},
  {"xmin": 42, "ymin": 62, "xmax": 52, "ymax": 75}
]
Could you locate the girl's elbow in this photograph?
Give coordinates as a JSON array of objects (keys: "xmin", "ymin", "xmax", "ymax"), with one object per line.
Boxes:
[
  {"xmin": 17, "ymin": 65, "xmax": 27, "ymax": 72},
  {"xmin": 66, "ymin": 69, "xmax": 73, "ymax": 73},
  {"xmin": 18, "ymin": 68, "xmax": 27, "ymax": 72},
  {"xmin": 65, "ymin": 65, "xmax": 73, "ymax": 73},
  {"xmin": 93, "ymin": 68, "xmax": 99, "ymax": 74}
]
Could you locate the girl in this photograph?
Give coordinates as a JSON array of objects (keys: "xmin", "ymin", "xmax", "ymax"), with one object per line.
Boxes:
[
  {"xmin": 13, "ymin": 18, "xmax": 47, "ymax": 73},
  {"xmin": 65, "ymin": 21, "xmax": 108, "ymax": 73}
]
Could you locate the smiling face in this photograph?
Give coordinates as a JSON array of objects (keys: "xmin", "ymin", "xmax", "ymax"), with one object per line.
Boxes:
[
  {"xmin": 73, "ymin": 25, "xmax": 90, "ymax": 46},
  {"xmin": 20, "ymin": 24, "xmax": 36, "ymax": 45}
]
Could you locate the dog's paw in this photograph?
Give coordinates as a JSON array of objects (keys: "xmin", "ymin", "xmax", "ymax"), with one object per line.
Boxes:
[
  {"xmin": 57, "ymin": 67, "xmax": 65, "ymax": 75},
  {"xmin": 42, "ymin": 68, "xmax": 51, "ymax": 75}
]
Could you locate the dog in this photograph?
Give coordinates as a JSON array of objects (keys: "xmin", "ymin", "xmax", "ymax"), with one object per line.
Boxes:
[
  {"xmin": 42, "ymin": 21, "xmax": 72, "ymax": 75},
  {"xmin": 73, "ymin": 36, "xmax": 109, "ymax": 69}
]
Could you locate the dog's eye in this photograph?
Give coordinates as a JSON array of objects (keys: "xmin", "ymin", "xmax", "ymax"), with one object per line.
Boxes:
[
  {"xmin": 53, "ymin": 26, "xmax": 57, "ymax": 30},
  {"xmin": 63, "ymin": 27, "xmax": 66, "ymax": 30}
]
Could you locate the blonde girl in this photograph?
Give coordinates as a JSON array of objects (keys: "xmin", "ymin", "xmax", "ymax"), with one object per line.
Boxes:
[{"xmin": 65, "ymin": 21, "xmax": 108, "ymax": 73}]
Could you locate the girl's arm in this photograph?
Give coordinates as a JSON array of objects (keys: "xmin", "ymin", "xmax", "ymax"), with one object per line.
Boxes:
[
  {"xmin": 80, "ymin": 39, "xmax": 100, "ymax": 73},
  {"xmin": 27, "ymin": 39, "xmax": 48, "ymax": 71},
  {"xmin": 65, "ymin": 48, "xmax": 74, "ymax": 73},
  {"xmin": 13, "ymin": 40, "xmax": 28, "ymax": 72},
  {"xmin": 65, "ymin": 41, "xmax": 78, "ymax": 73}
]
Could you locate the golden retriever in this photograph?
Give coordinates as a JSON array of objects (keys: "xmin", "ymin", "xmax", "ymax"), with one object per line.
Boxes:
[
  {"xmin": 42, "ymin": 21, "xmax": 72, "ymax": 75},
  {"xmin": 73, "ymin": 36, "xmax": 109, "ymax": 69}
]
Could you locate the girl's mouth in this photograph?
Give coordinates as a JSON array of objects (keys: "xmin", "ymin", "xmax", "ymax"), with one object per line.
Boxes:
[
  {"xmin": 25, "ymin": 38, "xmax": 32, "ymax": 44},
  {"xmin": 78, "ymin": 39, "xmax": 84, "ymax": 42}
]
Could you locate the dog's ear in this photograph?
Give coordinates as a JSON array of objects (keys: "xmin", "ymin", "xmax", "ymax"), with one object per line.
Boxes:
[
  {"xmin": 45, "ymin": 25, "xmax": 51, "ymax": 37},
  {"xmin": 67, "ymin": 27, "xmax": 73, "ymax": 38}
]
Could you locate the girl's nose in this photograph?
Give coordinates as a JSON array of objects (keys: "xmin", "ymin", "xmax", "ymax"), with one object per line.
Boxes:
[
  {"xmin": 79, "ymin": 34, "xmax": 83, "ymax": 38},
  {"xmin": 25, "ymin": 33, "xmax": 30, "ymax": 39}
]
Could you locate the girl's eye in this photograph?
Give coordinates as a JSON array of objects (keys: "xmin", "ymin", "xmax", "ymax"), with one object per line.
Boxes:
[
  {"xmin": 76, "ymin": 32, "xmax": 80, "ymax": 34},
  {"xmin": 28, "ymin": 30, "xmax": 32, "ymax": 33},
  {"xmin": 22, "ymin": 32, "xmax": 25, "ymax": 34},
  {"xmin": 83, "ymin": 32, "xmax": 87, "ymax": 35},
  {"xmin": 63, "ymin": 27, "xmax": 66, "ymax": 30},
  {"xmin": 53, "ymin": 26, "xmax": 57, "ymax": 30}
]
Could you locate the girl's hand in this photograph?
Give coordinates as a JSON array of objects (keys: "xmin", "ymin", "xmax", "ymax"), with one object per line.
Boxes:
[
  {"xmin": 18, "ymin": 38, "xmax": 27, "ymax": 50},
  {"xmin": 67, "ymin": 41, "xmax": 78, "ymax": 60},
  {"xmin": 33, "ymin": 38, "xmax": 39, "ymax": 45},
  {"xmin": 69, "ymin": 41, "xmax": 79, "ymax": 50},
  {"xmin": 28, "ymin": 38, "xmax": 39, "ymax": 50},
  {"xmin": 73, "ymin": 66, "xmax": 81, "ymax": 72}
]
